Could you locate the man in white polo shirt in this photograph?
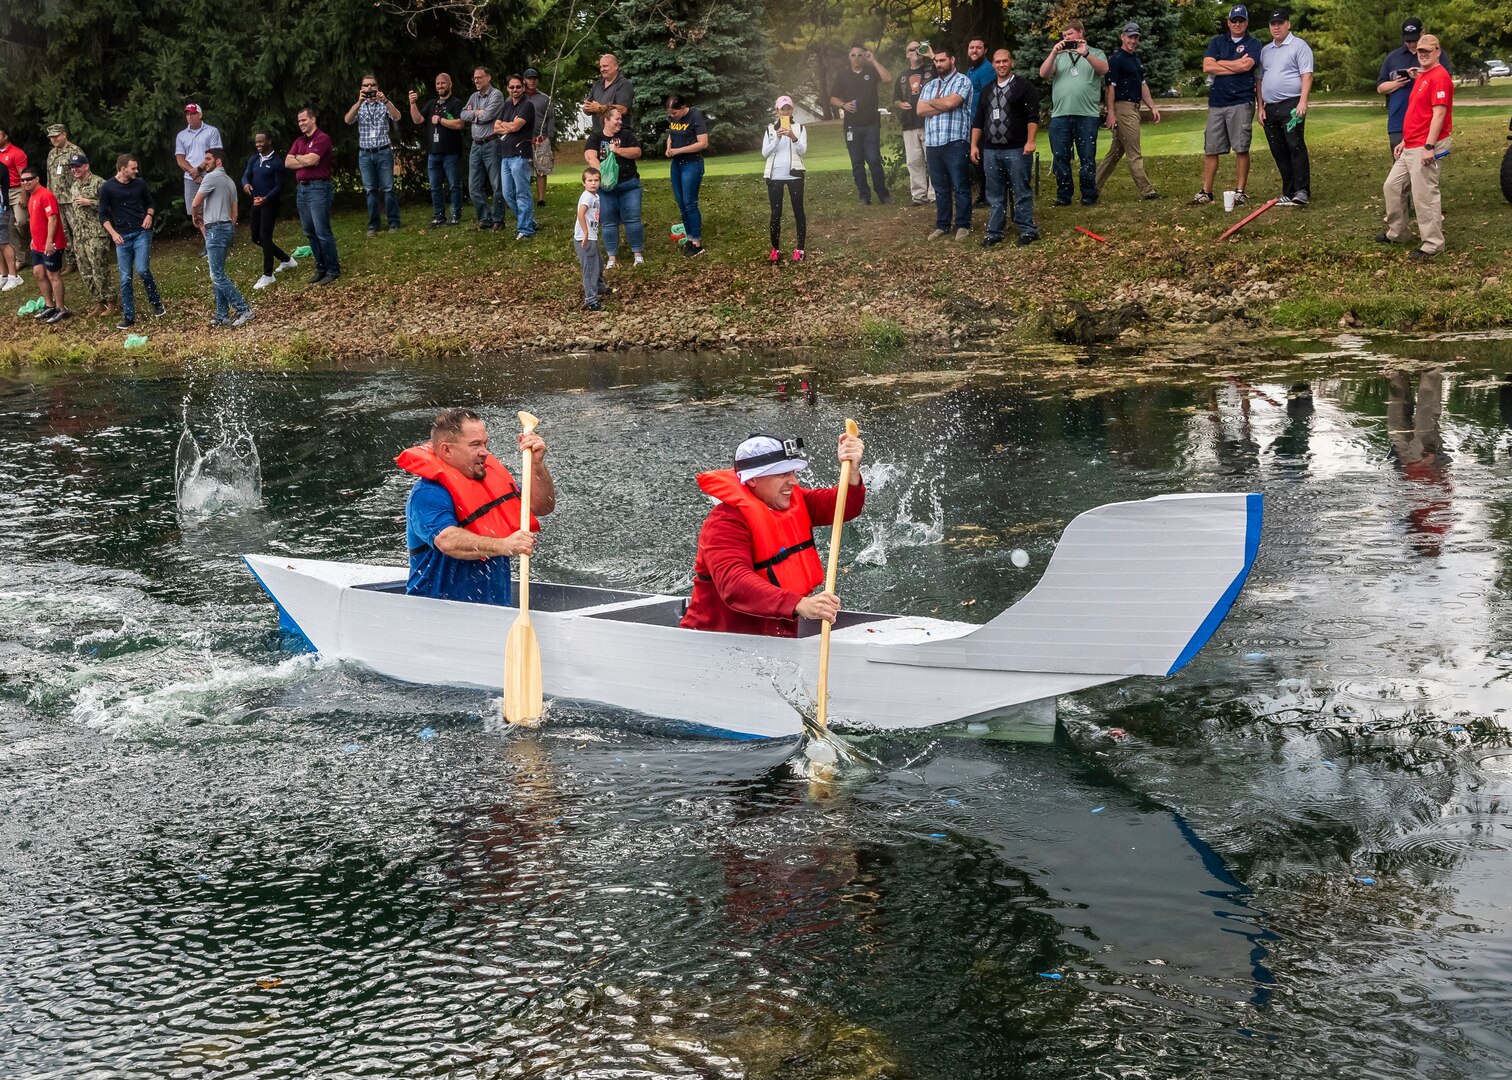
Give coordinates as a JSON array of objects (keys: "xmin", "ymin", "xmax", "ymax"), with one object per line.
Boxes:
[{"xmin": 1258, "ymin": 8, "xmax": 1313, "ymax": 206}]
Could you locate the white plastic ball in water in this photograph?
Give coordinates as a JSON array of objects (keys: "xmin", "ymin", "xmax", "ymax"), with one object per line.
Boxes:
[{"xmin": 1010, "ymin": 548, "xmax": 1030, "ymax": 568}]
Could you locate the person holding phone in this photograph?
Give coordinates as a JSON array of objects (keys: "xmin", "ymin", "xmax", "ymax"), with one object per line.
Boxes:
[
  {"xmin": 1037, "ymin": 19, "xmax": 1108, "ymax": 207},
  {"xmin": 829, "ymin": 44, "xmax": 892, "ymax": 205},
  {"xmin": 345, "ymin": 74, "xmax": 403, "ymax": 233},
  {"xmin": 762, "ymin": 95, "xmax": 808, "ymax": 262},
  {"xmin": 1377, "ymin": 18, "xmax": 1451, "ymax": 155}
]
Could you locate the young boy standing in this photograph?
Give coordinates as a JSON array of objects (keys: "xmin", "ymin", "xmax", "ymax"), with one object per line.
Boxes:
[{"xmin": 574, "ymin": 167, "xmax": 607, "ymax": 311}]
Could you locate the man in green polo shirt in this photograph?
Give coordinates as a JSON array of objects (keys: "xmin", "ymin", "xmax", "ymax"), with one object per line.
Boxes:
[{"xmin": 1038, "ymin": 19, "xmax": 1109, "ymax": 206}]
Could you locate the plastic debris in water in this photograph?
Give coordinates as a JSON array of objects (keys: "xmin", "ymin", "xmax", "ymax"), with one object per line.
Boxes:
[
  {"xmin": 256, "ymin": 977, "xmax": 283, "ymax": 990},
  {"xmin": 1244, "ymin": 652, "xmax": 1267, "ymax": 660},
  {"xmin": 930, "ymin": 833, "xmax": 947, "ymax": 839},
  {"xmin": 1038, "ymin": 972, "xmax": 1063, "ymax": 980},
  {"xmin": 123, "ymin": 334, "xmax": 148, "ymax": 349},
  {"xmin": 342, "ymin": 743, "xmax": 361, "ymax": 754},
  {"xmin": 1353, "ymin": 877, "xmax": 1376, "ymax": 885},
  {"xmin": 1010, "ymin": 548, "xmax": 1030, "ymax": 568},
  {"xmin": 946, "ymin": 798, "xmax": 961, "ymax": 805},
  {"xmin": 966, "ymin": 722, "xmax": 989, "ymax": 734},
  {"xmin": 418, "ymin": 727, "xmax": 437, "ymax": 740},
  {"xmin": 1091, "ymin": 806, "xmax": 1105, "ymax": 814},
  {"xmin": 804, "ymin": 740, "xmax": 838, "ymax": 766}
]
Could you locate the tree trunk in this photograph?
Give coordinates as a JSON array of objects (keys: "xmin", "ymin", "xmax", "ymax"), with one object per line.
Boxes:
[{"xmin": 949, "ymin": 0, "xmax": 1004, "ymax": 53}]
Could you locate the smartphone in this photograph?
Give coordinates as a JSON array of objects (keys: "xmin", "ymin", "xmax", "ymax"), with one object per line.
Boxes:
[{"xmin": 779, "ymin": 115, "xmax": 792, "ymax": 131}]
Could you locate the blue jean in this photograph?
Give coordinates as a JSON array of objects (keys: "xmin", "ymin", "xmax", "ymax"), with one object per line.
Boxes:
[
  {"xmin": 428, "ymin": 153, "xmax": 462, "ymax": 219},
  {"xmin": 468, "ymin": 140, "xmax": 502, "ymax": 224},
  {"xmin": 670, "ymin": 157, "xmax": 705, "ymax": 241},
  {"xmin": 295, "ymin": 180, "xmax": 340, "ymax": 278},
  {"xmin": 1049, "ymin": 114, "xmax": 1099, "ymax": 204},
  {"xmin": 983, "ymin": 147, "xmax": 1038, "ymax": 239},
  {"xmin": 204, "ymin": 221, "xmax": 250, "ymax": 320},
  {"xmin": 358, "ymin": 146, "xmax": 400, "ymax": 229},
  {"xmin": 113, "ymin": 229, "xmax": 161, "ymax": 321},
  {"xmin": 844, "ymin": 124, "xmax": 888, "ymax": 200},
  {"xmin": 925, "ymin": 139, "xmax": 971, "ymax": 230},
  {"xmin": 599, "ymin": 177, "xmax": 644, "ymax": 257},
  {"xmin": 499, "ymin": 154, "xmax": 536, "ymax": 236}
]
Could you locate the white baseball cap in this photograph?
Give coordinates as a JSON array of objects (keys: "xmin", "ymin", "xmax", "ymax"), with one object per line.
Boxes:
[{"xmin": 734, "ymin": 435, "xmax": 808, "ymax": 483}]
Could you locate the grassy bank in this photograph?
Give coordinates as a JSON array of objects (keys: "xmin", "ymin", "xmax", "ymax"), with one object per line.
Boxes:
[{"xmin": 7, "ymin": 103, "xmax": 1512, "ymax": 367}]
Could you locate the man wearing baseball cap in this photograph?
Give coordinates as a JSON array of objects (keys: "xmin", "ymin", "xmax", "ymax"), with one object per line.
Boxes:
[
  {"xmin": 1378, "ymin": 33, "xmax": 1453, "ymax": 259},
  {"xmin": 1096, "ymin": 22, "xmax": 1163, "ymax": 201},
  {"xmin": 63, "ymin": 153, "xmax": 118, "ymax": 315},
  {"xmin": 1259, "ymin": 8, "xmax": 1314, "ymax": 206},
  {"xmin": 682, "ymin": 430, "xmax": 866, "ymax": 637},
  {"xmin": 1377, "ymin": 18, "xmax": 1451, "ymax": 154},
  {"xmin": 174, "ymin": 104, "xmax": 223, "ymax": 225},
  {"xmin": 44, "ymin": 123, "xmax": 84, "ymax": 263},
  {"xmin": 1191, "ymin": 6, "xmax": 1264, "ymax": 206},
  {"xmin": 523, "ymin": 68, "xmax": 556, "ymax": 207}
]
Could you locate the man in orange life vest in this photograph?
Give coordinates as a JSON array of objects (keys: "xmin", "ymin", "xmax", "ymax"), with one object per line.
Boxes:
[
  {"xmin": 681, "ymin": 431, "xmax": 865, "ymax": 637},
  {"xmin": 397, "ymin": 407, "xmax": 556, "ymax": 604}
]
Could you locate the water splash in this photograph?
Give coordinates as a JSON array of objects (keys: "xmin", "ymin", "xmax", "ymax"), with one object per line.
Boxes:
[
  {"xmin": 854, "ymin": 462, "xmax": 945, "ymax": 566},
  {"xmin": 175, "ymin": 399, "xmax": 263, "ymax": 519}
]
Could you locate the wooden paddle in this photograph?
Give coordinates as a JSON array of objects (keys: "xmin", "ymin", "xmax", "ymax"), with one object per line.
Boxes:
[
  {"xmin": 503, "ymin": 411, "xmax": 543, "ymax": 727},
  {"xmin": 814, "ymin": 418, "xmax": 859, "ymax": 732}
]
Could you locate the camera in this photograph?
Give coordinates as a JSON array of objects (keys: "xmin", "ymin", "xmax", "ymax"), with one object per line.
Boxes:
[{"xmin": 363, "ymin": 89, "xmax": 377, "ymax": 99}]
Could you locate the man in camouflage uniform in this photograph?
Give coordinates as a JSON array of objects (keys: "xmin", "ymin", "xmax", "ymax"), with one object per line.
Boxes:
[
  {"xmin": 45, "ymin": 123, "xmax": 84, "ymax": 269},
  {"xmin": 64, "ymin": 154, "xmax": 116, "ymax": 315}
]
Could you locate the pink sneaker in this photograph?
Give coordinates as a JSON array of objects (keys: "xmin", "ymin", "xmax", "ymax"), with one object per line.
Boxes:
[
  {"xmin": 791, "ymin": 249, "xmax": 804, "ymax": 262},
  {"xmin": 768, "ymin": 248, "xmax": 780, "ymax": 263}
]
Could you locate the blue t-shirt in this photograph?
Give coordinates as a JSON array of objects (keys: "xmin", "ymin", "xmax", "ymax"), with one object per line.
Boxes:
[
  {"xmin": 967, "ymin": 59, "xmax": 995, "ymax": 116},
  {"xmin": 405, "ymin": 478, "xmax": 513, "ymax": 605},
  {"xmin": 1205, "ymin": 33, "xmax": 1264, "ymax": 109},
  {"xmin": 1106, "ymin": 48, "xmax": 1145, "ymax": 103}
]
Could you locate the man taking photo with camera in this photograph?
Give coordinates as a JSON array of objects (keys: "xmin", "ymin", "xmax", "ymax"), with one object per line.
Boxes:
[{"xmin": 345, "ymin": 74, "xmax": 403, "ymax": 234}]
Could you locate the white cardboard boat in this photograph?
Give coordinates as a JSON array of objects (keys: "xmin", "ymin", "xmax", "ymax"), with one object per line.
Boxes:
[{"xmin": 244, "ymin": 492, "xmax": 1261, "ymax": 739}]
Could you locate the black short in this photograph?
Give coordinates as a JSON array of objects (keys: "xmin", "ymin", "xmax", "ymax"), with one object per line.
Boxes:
[{"xmin": 30, "ymin": 248, "xmax": 63, "ymax": 272}]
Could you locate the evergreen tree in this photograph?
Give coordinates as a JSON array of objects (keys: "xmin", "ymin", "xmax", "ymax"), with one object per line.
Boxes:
[
  {"xmin": 609, "ymin": 0, "xmax": 775, "ymax": 150},
  {"xmin": 1007, "ymin": 0, "xmax": 1184, "ymax": 98}
]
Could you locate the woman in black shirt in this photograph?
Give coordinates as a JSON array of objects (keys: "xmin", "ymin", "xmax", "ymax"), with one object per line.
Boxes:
[
  {"xmin": 664, "ymin": 94, "xmax": 710, "ymax": 256},
  {"xmin": 582, "ymin": 107, "xmax": 644, "ymax": 268}
]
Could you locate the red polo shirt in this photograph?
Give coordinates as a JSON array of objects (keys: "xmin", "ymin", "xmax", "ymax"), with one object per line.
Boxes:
[
  {"xmin": 0, "ymin": 143, "xmax": 27, "ymax": 188},
  {"xmin": 28, "ymin": 186, "xmax": 65, "ymax": 251},
  {"xmin": 289, "ymin": 129, "xmax": 334, "ymax": 181},
  {"xmin": 1402, "ymin": 64, "xmax": 1453, "ymax": 149}
]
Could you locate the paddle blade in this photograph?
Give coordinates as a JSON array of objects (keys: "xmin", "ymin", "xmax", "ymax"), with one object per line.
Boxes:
[
  {"xmin": 503, "ymin": 618, "xmax": 543, "ymax": 726},
  {"xmin": 518, "ymin": 411, "xmax": 539, "ymax": 434}
]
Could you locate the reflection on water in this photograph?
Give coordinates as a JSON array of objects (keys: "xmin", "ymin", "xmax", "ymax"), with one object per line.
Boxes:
[{"xmin": 2, "ymin": 340, "xmax": 1512, "ymax": 1077}]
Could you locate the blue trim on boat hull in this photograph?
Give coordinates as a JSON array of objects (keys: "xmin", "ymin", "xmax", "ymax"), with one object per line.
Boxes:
[
  {"xmin": 1166, "ymin": 493, "xmax": 1263, "ymax": 676},
  {"xmin": 242, "ymin": 556, "xmax": 316, "ymax": 654}
]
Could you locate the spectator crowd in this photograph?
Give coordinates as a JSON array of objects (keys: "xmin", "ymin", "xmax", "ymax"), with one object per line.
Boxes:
[{"xmin": 0, "ymin": 14, "xmax": 1463, "ymax": 326}]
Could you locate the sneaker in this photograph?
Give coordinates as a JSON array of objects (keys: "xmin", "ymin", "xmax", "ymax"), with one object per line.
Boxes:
[
  {"xmin": 1233, "ymin": 189, "xmax": 1248, "ymax": 205},
  {"xmin": 276, "ymin": 257, "xmax": 298, "ymax": 272},
  {"xmin": 632, "ymin": 253, "xmax": 644, "ymax": 267},
  {"xmin": 0, "ymin": 275, "xmax": 18, "ymax": 292},
  {"xmin": 1409, "ymin": 248, "xmax": 1436, "ymax": 260},
  {"xmin": 768, "ymin": 248, "xmax": 781, "ymax": 263},
  {"xmin": 1143, "ymin": 191, "xmax": 1167, "ymax": 200},
  {"xmin": 1054, "ymin": 198, "xmax": 1072, "ymax": 207},
  {"xmin": 448, "ymin": 215, "xmax": 461, "ymax": 226},
  {"xmin": 429, "ymin": 216, "xmax": 445, "ymax": 228},
  {"xmin": 34, "ymin": 306, "xmax": 56, "ymax": 320},
  {"xmin": 209, "ymin": 316, "xmax": 230, "ymax": 328},
  {"xmin": 605, "ymin": 255, "xmax": 617, "ymax": 270},
  {"xmin": 231, "ymin": 309, "xmax": 255, "ymax": 327},
  {"xmin": 878, "ymin": 194, "xmax": 892, "ymax": 205},
  {"xmin": 537, "ymin": 199, "xmax": 547, "ymax": 207},
  {"xmin": 1188, "ymin": 190, "xmax": 1214, "ymax": 205},
  {"xmin": 151, "ymin": 301, "xmax": 167, "ymax": 317},
  {"xmin": 516, "ymin": 232, "xmax": 526, "ymax": 241},
  {"xmin": 791, "ymin": 249, "xmax": 804, "ymax": 262},
  {"xmin": 1016, "ymin": 233, "xmax": 1039, "ymax": 246},
  {"xmin": 1275, "ymin": 195, "xmax": 1296, "ymax": 207},
  {"xmin": 584, "ymin": 300, "xmax": 602, "ymax": 312},
  {"xmin": 1292, "ymin": 189, "xmax": 1309, "ymax": 206},
  {"xmin": 116, "ymin": 317, "xmax": 135, "ymax": 330},
  {"xmin": 911, "ymin": 198, "xmax": 930, "ymax": 207},
  {"xmin": 981, "ymin": 235, "xmax": 1003, "ymax": 248},
  {"xmin": 317, "ymin": 273, "xmax": 339, "ymax": 286},
  {"xmin": 685, "ymin": 243, "xmax": 704, "ymax": 258},
  {"xmin": 308, "ymin": 272, "xmax": 326, "ymax": 284},
  {"xmin": 45, "ymin": 308, "xmax": 70, "ymax": 324},
  {"xmin": 927, "ymin": 228, "xmax": 948, "ymax": 240},
  {"xmin": 1375, "ymin": 233, "xmax": 1399, "ymax": 244},
  {"xmin": 367, "ymin": 227, "xmax": 378, "ymax": 236},
  {"xmin": 388, "ymin": 224, "xmax": 400, "ymax": 232},
  {"xmin": 252, "ymin": 274, "xmax": 276, "ymax": 290},
  {"xmin": 954, "ymin": 228, "xmax": 970, "ymax": 241}
]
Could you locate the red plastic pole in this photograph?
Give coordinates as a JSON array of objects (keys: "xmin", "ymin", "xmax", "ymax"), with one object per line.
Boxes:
[
  {"xmin": 1218, "ymin": 198, "xmax": 1279, "ymax": 240},
  {"xmin": 1073, "ymin": 226, "xmax": 1108, "ymax": 243}
]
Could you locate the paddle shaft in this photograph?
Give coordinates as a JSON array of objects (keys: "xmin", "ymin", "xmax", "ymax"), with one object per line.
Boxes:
[
  {"xmin": 503, "ymin": 411, "xmax": 543, "ymax": 726},
  {"xmin": 814, "ymin": 419, "xmax": 859, "ymax": 731},
  {"xmin": 518, "ymin": 445, "xmax": 532, "ymax": 617}
]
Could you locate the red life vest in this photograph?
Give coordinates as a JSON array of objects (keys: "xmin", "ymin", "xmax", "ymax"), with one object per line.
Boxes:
[
  {"xmin": 395, "ymin": 443, "xmax": 539, "ymax": 547},
  {"xmin": 693, "ymin": 469, "xmax": 825, "ymax": 594}
]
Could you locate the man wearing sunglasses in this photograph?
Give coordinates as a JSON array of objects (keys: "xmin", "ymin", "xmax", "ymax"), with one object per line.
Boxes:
[
  {"xmin": 1377, "ymin": 18, "xmax": 1451, "ymax": 155},
  {"xmin": 1378, "ymin": 33, "xmax": 1453, "ymax": 259},
  {"xmin": 893, "ymin": 41, "xmax": 935, "ymax": 205}
]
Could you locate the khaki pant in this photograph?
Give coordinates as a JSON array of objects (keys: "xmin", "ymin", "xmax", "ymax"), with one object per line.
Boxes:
[
  {"xmin": 1095, "ymin": 101, "xmax": 1155, "ymax": 197},
  {"xmin": 1383, "ymin": 137, "xmax": 1449, "ymax": 254},
  {"xmin": 7, "ymin": 188, "xmax": 25, "ymax": 264},
  {"xmin": 902, "ymin": 126, "xmax": 933, "ymax": 203}
]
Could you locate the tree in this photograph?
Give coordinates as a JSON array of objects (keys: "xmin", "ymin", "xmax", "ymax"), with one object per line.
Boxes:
[
  {"xmin": 609, "ymin": 0, "xmax": 776, "ymax": 150},
  {"xmin": 1007, "ymin": 0, "xmax": 1183, "ymax": 98}
]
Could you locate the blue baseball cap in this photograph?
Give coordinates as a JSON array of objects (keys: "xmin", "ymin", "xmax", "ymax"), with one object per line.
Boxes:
[{"xmin": 1228, "ymin": 5, "xmax": 1249, "ymax": 19}]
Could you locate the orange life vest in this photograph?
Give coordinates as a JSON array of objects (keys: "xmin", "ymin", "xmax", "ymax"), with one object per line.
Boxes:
[
  {"xmin": 694, "ymin": 469, "xmax": 825, "ymax": 594},
  {"xmin": 396, "ymin": 443, "xmax": 539, "ymax": 548}
]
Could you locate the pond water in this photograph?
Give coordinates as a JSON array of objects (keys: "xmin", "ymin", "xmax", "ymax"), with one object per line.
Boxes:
[{"xmin": 3, "ymin": 335, "xmax": 1512, "ymax": 1078}]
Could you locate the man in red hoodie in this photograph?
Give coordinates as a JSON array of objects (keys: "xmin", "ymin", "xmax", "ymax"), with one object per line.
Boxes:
[{"xmin": 682, "ymin": 431, "xmax": 865, "ymax": 637}]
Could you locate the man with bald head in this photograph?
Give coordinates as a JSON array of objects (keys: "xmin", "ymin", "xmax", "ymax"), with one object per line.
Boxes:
[{"xmin": 584, "ymin": 54, "xmax": 635, "ymax": 134}]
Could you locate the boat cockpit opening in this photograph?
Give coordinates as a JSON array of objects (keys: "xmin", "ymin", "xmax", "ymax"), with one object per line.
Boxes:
[{"xmin": 353, "ymin": 580, "xmax": 648, "ymax": 612}]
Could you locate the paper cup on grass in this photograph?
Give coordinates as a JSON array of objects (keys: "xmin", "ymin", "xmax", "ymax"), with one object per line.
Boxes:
[{"xmin": 1222, "ymin": 190, "xmax": 1236, "ymax": 212}]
